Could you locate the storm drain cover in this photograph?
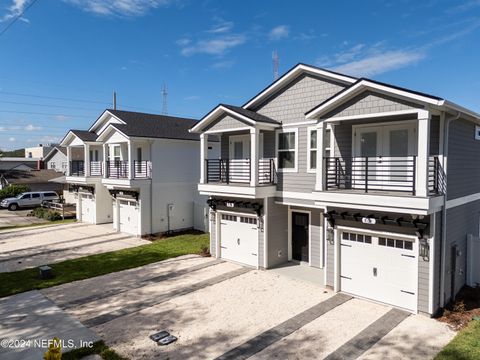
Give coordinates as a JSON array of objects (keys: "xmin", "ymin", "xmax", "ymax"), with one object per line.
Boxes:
[
  {"xmin": 150, "ymin": 331, "xmax": 170, "ymax": 342},
  {"xmin": 158, "ymin": 335, "xmax": 177, "ymax": 346}
]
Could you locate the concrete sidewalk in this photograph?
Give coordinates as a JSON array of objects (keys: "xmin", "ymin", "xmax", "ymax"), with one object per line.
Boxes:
[{"xmin": 0, "ymin": 290, "xmax": 99, "ymax": 360}]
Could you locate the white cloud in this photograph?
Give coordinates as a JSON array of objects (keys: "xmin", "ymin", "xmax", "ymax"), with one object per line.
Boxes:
[
  {"xmin": 268, "ymin": 25, "xmax": 289, "ymax": 41},
  {"xmin": 63, "ymin": 0, "xmax": 177, "ymax": 17},
  {"xmin": 176, "ymin": 38, "xmax": 191, "ymax": 46},
  {"xmin": 52, "ymin": 114, "xmax": 70, "ymax": 121},
  {"xmin": 180, "ymin": 34, "xmax": 246, "ymax": 56},
  {"xmin": 24, "ymin": 124, "xmax": 41, "ymax": 131},
  {"xmin": 211, "ymin": 59, "xmax": 235, "ymax": 69},
  {"xmin": 207, "ymin": 20, "xmax": 234, "ymax": 34},
  {"xmin": 2, "ymin": 0, "xmax": 29, "ymax": 22},
  {"xmin": 8, "ymin": 137, "xmax": 15, "ymax": 142},
  {"xmin": 333, "ymin": 49, "xmax": 425, "ymax": 77}
]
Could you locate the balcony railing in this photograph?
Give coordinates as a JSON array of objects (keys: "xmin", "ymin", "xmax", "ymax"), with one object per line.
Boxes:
[
  {"xmin": 69, "ymin": 161, "xmax": 84, "ymax": 176},
  {"xmin": 106, "ymin": 160, "xmax": 129, "ymax": 179},
  {"xmin": 90, "ymin": 161, "xmax": 103, "ymax": 176},
  {"xmin": 133, "ymin": 160, "xmax": 152, "ymax": 178},
  {"xmin": 205, "ymin": 158, "xmax": 276, "ymax": 185},
  {"xmin": 324, "ymin": 155, "xmax": 445, "ymax": 195}
]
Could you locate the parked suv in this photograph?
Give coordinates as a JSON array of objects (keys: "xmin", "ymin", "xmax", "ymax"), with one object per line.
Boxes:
[{"xmin": 0, "ymin": 191, "xmax": 59, "ymax": 211}]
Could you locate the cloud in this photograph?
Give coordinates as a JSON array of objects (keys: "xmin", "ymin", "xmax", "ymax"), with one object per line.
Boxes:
[
  {"xmin": 268, "ymin": 25, "xmax": 289, "ymax": 41},
  {"xmin": 24, "ymin": 124, "xmax": 41, "ymax": 131},
  {"xmin": 333, "ymin": 50, "xmax": 426, "ymax": 77},
  {"xmin": 1, "ymin": 0, "xmax": 29, "ymax": 22},
  {"xmin": 446, "ymin": 0, "xmax": 480, "ymax": 14},
  {"xmin": 207, "ymin": 20, "xmax": 234, "ymax": 34},
  {"xmin": 180, "ymin": 34, "xmax": 246, "ymax": 56},
  {"xmin": 8, "ymin": 137, "xmax": 15, "ymax": 142},
  {"xmin": 176, "ymin": 38, "xmax": 191, "ymax": 46},
  {"xmin": 211, "ymin": 59, "xmax": 235, "ymax": 69},
  {"xmin": 63, "ymin": 0, "xmax": 178, "ymax": 17},
  {"xmin": 52, "ymin": 114, "xmax": 70, "ymax": 121}
]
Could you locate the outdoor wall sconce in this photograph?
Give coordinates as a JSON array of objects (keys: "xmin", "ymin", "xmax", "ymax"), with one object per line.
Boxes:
[
  {"xmin": 258, "ymin": 217, "xmax": 264, "ymax": 232},
  {"xmin": 209, "ymin": 211, "xmax": 215, "ymax": 222},
  {"xmin": 419, "ymin": 238, "xmax": 430, "ymax": 261},
  {"xmin": 327, "ymin": 228, "xmax": 334, "ymax": 245}
]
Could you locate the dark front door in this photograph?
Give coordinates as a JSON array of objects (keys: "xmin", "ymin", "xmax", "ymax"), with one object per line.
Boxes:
[{"xmin": 292, "ymin": 212, "xmax": 309, "ymax": 262}]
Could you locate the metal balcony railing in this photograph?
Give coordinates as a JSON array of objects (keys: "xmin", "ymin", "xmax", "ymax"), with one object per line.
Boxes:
[
  {"xmin": 89, "ymin": 161, "xmax": 103, "ymax": 176},
  {"xmin": 133, "ymin": 160, "xmax": 152, "ymax": 178},
  {"xmin": 205, "ymin": 158, "xmax": 276, "ymax": 185},
  {"xmin": 106, "ymin": 160, "xmax": 129, "ymax": 179},
  {"xmin": 69, "ymin": 161, "xmax": 84, "ymax": 176}
]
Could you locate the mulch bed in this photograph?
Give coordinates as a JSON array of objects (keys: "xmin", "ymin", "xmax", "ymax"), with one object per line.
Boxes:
[{"xmin": 438, "ymin": 286, "xmax": 480, "ymax": 331}]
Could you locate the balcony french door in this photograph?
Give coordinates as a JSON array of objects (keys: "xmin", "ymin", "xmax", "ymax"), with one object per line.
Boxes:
[
  {"xmin": 229, "ymin": 135, "xmax": 251, "ymax": 183},
  {"xmin": 353, "ymin": 122, "xmax": 417, "ymax": 192}
]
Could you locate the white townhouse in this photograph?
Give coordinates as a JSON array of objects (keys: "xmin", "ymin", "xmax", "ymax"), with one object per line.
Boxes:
[
  {"xmin": 61, "ymin": 109, "xmax": 219, "ymax": 236},
  {"xmin": 190, "ymin": 63, "xmax": 480, "ymax": 316}
]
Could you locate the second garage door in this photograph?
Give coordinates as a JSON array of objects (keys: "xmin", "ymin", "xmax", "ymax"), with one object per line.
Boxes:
[
  {"xmin": 80, "ymin": 194, "xmax": 95, "ymax": 223},
  {"xmin": 340, "ymin": 230, "xmax": 418, "ymax": 312},
  {"xmin": 119, "ymin": 200, "xmax": 139, "ymax": 235},
  {"xmin": 220, "ymin": 213, "xmax": 258, "ymax": 267}
]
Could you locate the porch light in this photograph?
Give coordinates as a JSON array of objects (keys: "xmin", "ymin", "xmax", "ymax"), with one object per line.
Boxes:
[
  {"xmin": 209, "ymin": 211, "xmax": 216, "ymax": 222},
  {"xmin": 327, "ymin": 228, "xmax": 334, "ymax": 245},
  {"xmin": 258, "ymin": 216, "xmax": 264, "ymax": 232},
  {"xmin": 419, "ymin": 238, "xmax": 430, "ymax": 261}
]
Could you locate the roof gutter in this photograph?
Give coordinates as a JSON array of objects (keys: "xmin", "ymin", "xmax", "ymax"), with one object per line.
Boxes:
[{"xmin": 439, "ymin": 110, "xmax": 461, "ymax": 308}]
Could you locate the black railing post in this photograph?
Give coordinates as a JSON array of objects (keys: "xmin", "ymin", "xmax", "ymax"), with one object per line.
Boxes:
[
  {"xmin": 205, "ymin": 159, "xmax": 209, "ymax": 183},
  {"xmin": 434, "ymin": 157, "xmax": 438, "ymax": 194},
  {"xmin": 334, "ymin": 158, "xmax": 339, "ymax": 188},
  {"xmin": 365, "ymin": 157, "xmax": 369, "ymax": 193},
  {"xmin": 412, "ymin": 156, "xmax": 417, "ymax": 196},
  {"xmin": 226, "ymin": 159, "xmax": 230, "ymax": 184}
]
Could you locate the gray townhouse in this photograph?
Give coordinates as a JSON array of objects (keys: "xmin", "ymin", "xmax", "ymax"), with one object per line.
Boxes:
[{"xmin": 190, "ymin": 63, "xmax": 480, "ymax": 316}]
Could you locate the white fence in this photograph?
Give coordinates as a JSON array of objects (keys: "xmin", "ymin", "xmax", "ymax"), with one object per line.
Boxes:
[{"xmin": 467, "ymin": 234, "xmax": 480, "ymax": 287}]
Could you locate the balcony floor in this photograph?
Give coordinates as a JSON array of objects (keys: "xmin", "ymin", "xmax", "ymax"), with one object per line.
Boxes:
[{"xmin": 324, "ymin": 188, "xmax": 441, "ymax": 197}]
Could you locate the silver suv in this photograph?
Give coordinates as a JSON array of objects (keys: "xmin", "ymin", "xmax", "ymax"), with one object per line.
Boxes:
[{"xmin": 0, "ymin": 191, "xmax": 59, "ymax": 211}]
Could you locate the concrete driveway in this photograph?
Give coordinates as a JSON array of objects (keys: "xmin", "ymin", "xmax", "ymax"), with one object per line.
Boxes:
[
  {"xmin": 41, "ymin": 255, "xmax": 455, "ymax": 360},
  {"xmin": 0, "ymin": 208, "xmax": 46, "ymax": 228},
  {"xmin": 0, "ymin": 223, "xmax": 149, "ymax": 272}
]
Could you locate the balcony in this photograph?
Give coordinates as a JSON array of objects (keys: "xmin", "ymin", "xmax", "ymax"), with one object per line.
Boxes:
[
  {"xmin": 105, "ymin": 160, "xmax": 152, "ymax": 179},
  {"xmin": 324, "ymin": 155, "xmax": 445, "ymax": 196},
  {"xmin": 69, "ymin": 160, "xmax": 103, "ymax": 177},
  {"xmin": 205, "ymin": 158, "xmax": 276, "ymax": 185}
]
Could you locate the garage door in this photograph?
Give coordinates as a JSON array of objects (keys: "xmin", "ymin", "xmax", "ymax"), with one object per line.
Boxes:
[
  {"xmin": 80, "ymin": 194, "xmax": 95, "ymax": 223},
  {"xmin": 340, "ymin": 230, "xmax": 417, "ymax": 311},
  {"xmin": 119, "ymin": 200, "xmax": 139, "ymax": 235},
  {"xmin": 220, "ymin": 213, "xmax": 258, "ymax": 267}
]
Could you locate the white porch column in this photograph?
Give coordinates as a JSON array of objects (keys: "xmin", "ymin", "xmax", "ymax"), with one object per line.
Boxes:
[
  {"xmin": 416, "ymin": 110, "xmax": 430, "ymax": 197},
  {"xmin": 315, "ymin": 122, "xmax": 325, "ymax": 191},
  {"xmin": 66, "ymin": 146, "xmax": 72, "ymax": 176},
  {"xmin": 102, "ymin": 143, "xmax": 108, "ymax": 178},
  {"xmin": 128, "ymin": 141, "xmax": 134, "ymax": 179},
  {"xmin": 84, "ymin": 143, "xmax": 90, "ymax": 177},
  {"xmin": 200, "ymin": 133, "xmax": 208, "ymax": 184},
  {"xmin": 250, "ymin": 127, "xmax": 259, "ymax": 186}
]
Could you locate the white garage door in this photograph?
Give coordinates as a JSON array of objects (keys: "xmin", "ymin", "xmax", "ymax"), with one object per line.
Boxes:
[
  {"xmin": 340, "ymin": 230, "xmax": 418, "ymax": 311},
  {"xmin": 119, "ymin": 200, "xmax": 139, "ymax": 235},
  {"xmin": 80, "ymin": 194, "xmax": 95, "ymax": 223},
  {"xmin": 220, "ymin": 213, "xmax": 258, "ymax": 267}
]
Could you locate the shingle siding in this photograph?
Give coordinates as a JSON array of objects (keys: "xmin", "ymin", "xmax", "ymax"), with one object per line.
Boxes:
[
  {"xmin": 447, "ymin": 118, "xmax": 480, "ymax": 199},
  {"xmin": 205, "ymin": 114, "xmax": 250, "ymax": 132},
  {"xmin": 324, "ymin": 91, "xmax": 422, "ymax": 119}
]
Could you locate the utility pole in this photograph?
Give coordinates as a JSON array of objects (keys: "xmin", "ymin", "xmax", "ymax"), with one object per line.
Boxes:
[
  {"xmin": 162, "ymin": 83, "xmax": 168, "ymax": 115},
  {"xmin": 272, "ymin": 50, "xmax": 279, "ymax": 80},
  {"xmin": 113, "ymin": 91, "xmax": 117, "ymax": 110}
]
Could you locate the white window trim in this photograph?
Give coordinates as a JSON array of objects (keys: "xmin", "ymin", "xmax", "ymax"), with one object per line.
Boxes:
[
  {"xmin": 307, "ymin": 126, "xmax": 317, "ymax": 173},
  {"xmin": 275, "ymin": 128, "xmax": 298, "ymax": 173}
]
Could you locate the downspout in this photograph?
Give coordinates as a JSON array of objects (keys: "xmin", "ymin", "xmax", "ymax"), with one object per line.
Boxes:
[
  {"xmin": 149, "ymin": 140, "xmax": 153, "ymax": 235},
  {"xmin": 440, "ymin": 111, "xmax": 460, "ymax": 307}
]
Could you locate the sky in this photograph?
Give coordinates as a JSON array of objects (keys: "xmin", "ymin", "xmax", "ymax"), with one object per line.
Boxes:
[{"xmin": 0, "ymin": 0, "xmax": 479, "ymax": 150}]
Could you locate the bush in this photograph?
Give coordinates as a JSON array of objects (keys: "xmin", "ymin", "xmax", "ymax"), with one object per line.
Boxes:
[
  {"xmin": 0, "ymin": 184, "xmax": 29, "ymax": 201},
  {"xmin": 32, "ymin": 208, "xmax": 61, "ymax": 221}
]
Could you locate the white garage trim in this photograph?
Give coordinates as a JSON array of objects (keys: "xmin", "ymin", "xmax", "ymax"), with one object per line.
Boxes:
[
  {"xmin": 428, "ymin": 214, "xmax": 436, "ymax": 315},
  {"xmin": 287, "ymin": 207, "xmax": 312, "ymax": 266},
  {"xmin": 336, "ymin": 225, "xmax": 419, "ymax": 313},
  {"xmin": 217, "ymin": 210, "xmax": 260, "ymax": 269}
]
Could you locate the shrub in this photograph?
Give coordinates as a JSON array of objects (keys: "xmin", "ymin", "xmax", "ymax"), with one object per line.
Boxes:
[
  {"xmin": 32, "ymin": 208, "xmax": 61, "ymax": 221},
  {"xmin": 32, "ymin": 207, "xmax": 46, "ymax": 218},
  {"xmin": 0, "ymin": 184, "xmax": 29, "ymax": 201}
]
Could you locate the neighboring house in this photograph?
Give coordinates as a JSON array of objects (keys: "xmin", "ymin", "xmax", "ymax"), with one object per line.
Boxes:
[
  {"xmin": 60, "ymin": 109, "xmax": 219, "ymax": 236},
  {"xmin": 0, "ymin": 157, "xmax": 41, "ymax": 171},
  {"xmin": 25, "ymin": 144, "xmax": 54, "ymax": 159},
  {"xmin": 190, "ymin": 63, "xmax": 480, "ymax": 316},
  {"xmin": 0, "ymin": 169, "xmax": 64, "ymax": 192},
  {"xmin": 44, "ymin": 146, "xmax": 68, "ymax": 173}
]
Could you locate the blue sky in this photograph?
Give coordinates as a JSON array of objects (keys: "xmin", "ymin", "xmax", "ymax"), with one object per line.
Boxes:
[{"xmin": 0, "ymin": 0, "xmax": 479, "ymax": 150}]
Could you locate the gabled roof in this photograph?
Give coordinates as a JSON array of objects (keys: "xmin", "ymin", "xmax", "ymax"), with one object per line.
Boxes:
[
  {"xmin": 305, "ymin": 78, "xmax": 445, "ymax": 119},
  {"xmin": 102, "ymin": 109, "xmax": 201, "ymax": 141},
  {"xmin": 242, "ymin": 63, "xmax": 357, "ymax": 110},
  {"xmin": 189, "ymin": 104, "xmax": 280, "ymax": 133},
  {"xmin": 43, "ymin": 146, "xmax": 67, "ymax": 162},
  {"xmin": 69, "ymin": 130, "xmax": 98, "ymax": 142}
]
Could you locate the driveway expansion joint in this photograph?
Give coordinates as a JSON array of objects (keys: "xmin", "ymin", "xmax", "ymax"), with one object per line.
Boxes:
[{"xmin": 215, "ymin": 293, "xmax": 352, "ymax": 360}]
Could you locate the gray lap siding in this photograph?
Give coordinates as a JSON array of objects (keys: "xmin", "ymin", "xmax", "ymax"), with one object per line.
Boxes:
[{"xmin": 266, "ymin": 198, "xmax": 288, "ymax": 268}]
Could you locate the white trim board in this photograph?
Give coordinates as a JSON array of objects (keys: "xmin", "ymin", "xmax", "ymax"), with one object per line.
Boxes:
[
  {"xmin": 446, "ymin": 192, "xmax": 480, "ymax": 209},
  {"xmin": 322, "ymin": 109, "xmax": 426, "ymax": 123},
  {"xmin": 275, "ymin": 128, "xmax": 299, "ymax": 173}
]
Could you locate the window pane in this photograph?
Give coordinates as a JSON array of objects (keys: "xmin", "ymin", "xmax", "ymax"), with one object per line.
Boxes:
[
  {"xmin": 310, "ymin": 150, "xmax": 317, "ymax": 169},
  {"xmin": 404, "ymin": 241, "xmax": 413, "ymax": 250},
  {"xmin": 389, "ymin": 129, "xmax": 409, "ymax": 156},
  {"xmin": 387, "ymin": 238, "xmax": 395, "ymax": 247},
  {"xmin": 325, "ymin": 129, "xmax": 331, "ymax": 148},
  {"xmin": 364, "ymin": 235, "xmax": 372, "ymax": 244},
  {"xmin": 379, "ymin": 237, "xmax": 386, "ymax": 246},
  {"xmin": 279, "ymin": 132, "xmax": 295, "ymax": 150},
  {"xmin": 310, "ymin": 130, "xmax": 317, "ymax": 149},
  {"xmin": 342, "ymin": 232, "xmax": 349, "ymax": 240},
  {"xmin": 279, "ymin": 151, "xmax": 295, "ymax": 168},
  {"xmin": 395, "ymin": 240, "xmax": 404, "ymax": 248},
  {"xmin": 360, "ymin": 131, "xmax": 377, "ymax": 157}
]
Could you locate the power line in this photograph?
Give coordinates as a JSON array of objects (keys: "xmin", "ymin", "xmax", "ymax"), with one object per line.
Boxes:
[
  {"xmin": 0, "ymin": 0, "xmax": 39, "ymax": 38},
  {"xmin": 0, "ymin": 90, "xmax": 111, "ymax": 105}
]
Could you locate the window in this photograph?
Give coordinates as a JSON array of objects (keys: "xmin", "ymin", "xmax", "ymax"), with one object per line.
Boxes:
[
  {"xmin": 378, "ymin": 237, "xmax": 414, "ymax": 251},
  {"xmin": 325, "ymin": 129, "xmax": 331, "ymax": 157},
  {"xmin": 50, "ymin": 162, "xmax": 56, "ymax": 169},
  {"xmin": 21, "ymin": 194, "xmax": 31, "ymax": 199},
  {"xmin": 31, "ymin": 193, "xmax": 40, "ymax": 198},
  {"xmin": 221, "ymin": 214, "xmax": 237, "ymax": 221},
  {"xmin": 342, "ymin": 232, "xmax": 372, "ymax": 244},
  {"xmin": 277, "ymin": 130, "xmax": 297, "ymax": 171},
  {"xmin": 62, "ymin": 162, "xmax": 68, "ymax": 170},
  {"xmin": 240, "ymin": 217, "xmax": 257, "ymax": 225},
  {"xmin": 308, "ymin": 128, "xmax": 317, "ymax": 171},
  {"xmin": 113, "ymin": 146, "xmax": 121, "ymax": 161}
]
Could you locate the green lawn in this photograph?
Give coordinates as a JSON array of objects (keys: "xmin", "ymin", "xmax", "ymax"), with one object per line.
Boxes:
[
  {"xmin": 0, "ymin": 232, "xmax": 209, "ymax": 298},
  {"xmin": 0, "ymin": 218, "xmax": 76, "ymax": 232},
  {"xmin": 435, "ymin": 320, "xmax": 480, "ymax": 360}
]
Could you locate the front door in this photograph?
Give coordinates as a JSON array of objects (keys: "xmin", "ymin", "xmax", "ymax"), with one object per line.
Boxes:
[{"xmin": 292, "ymin": 212, "xmax": 309, "ymax": 262}]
